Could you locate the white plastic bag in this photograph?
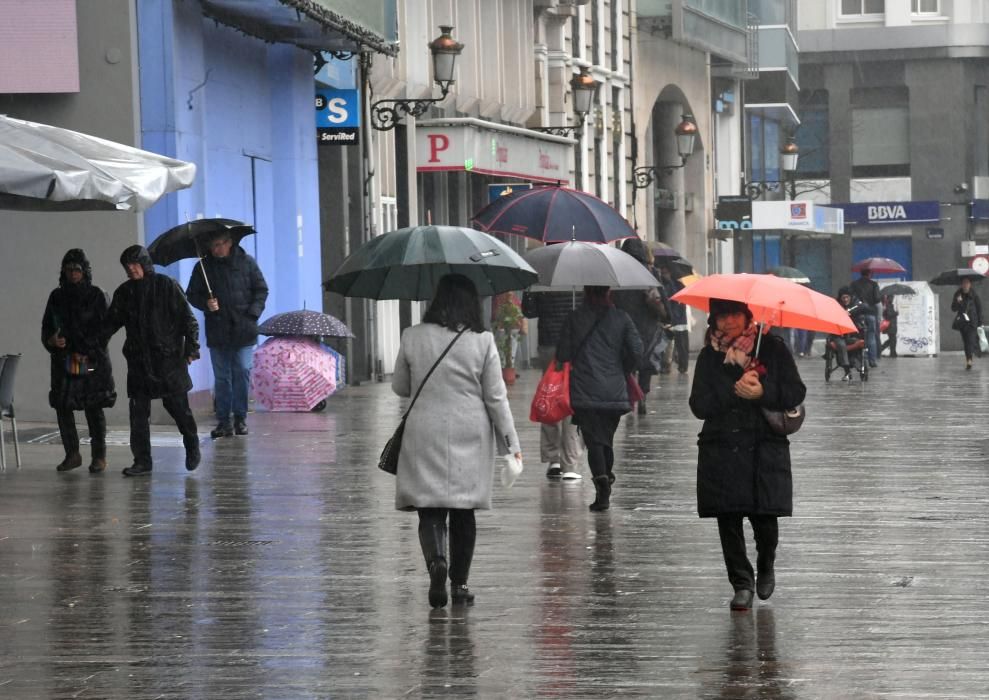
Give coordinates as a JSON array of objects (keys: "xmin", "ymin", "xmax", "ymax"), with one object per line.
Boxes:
[
  {"xmin": 500, "ymin": 453, "xmax": 524, "ymax": 488},
  {"xmin": 979, "ymin": 326, "xmax": 989, "ymax": 354}
]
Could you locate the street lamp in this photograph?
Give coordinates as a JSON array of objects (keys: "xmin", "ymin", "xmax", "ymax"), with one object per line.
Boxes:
[
  {"xmin": 632, "ymin": 114, "xmax": 698, "ymax": 189},
  {"xmin": 531, "ymin": 66, "xmax": 600, "ymax": 138},
  {"xmin": 370, "ymin": 26, "xmax": 464, "ymax": 131},
  {"xmin": 744, "ymin": 137, "xmax": 800, "ymax": 199}
]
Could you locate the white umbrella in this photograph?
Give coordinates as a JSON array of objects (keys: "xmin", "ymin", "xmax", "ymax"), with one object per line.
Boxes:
[
  {"xmin": 0, "ymin": 115, "xmax": 196, "ymax": 211},
  {"xmin": 523, "ymin": 240, "xmax": 660, "ymax": 291}
]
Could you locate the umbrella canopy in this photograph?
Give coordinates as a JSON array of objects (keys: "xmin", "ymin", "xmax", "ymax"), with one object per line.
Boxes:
[
  {"xmin": 851, "ymin": 257, "xmax": 907, "ymax": 274},
  {"xmin": 646, "ymin": 240, "xmax": 683, "ymax": 258},
  {"xmin": 323, "ymin": 225, "xmax": 539, "ymax": 300},
  {"xmin": 471, "ymin": 184, "xmax": 636, "ymax": 243},
  {"xmin": 523, "ymin": 241, "xmax": 660, "ymax": 290},
  {"xmin": 251, "ymin": 337, "xmax": 337, "ymax": 412},
  {"xmin": 929, "ymin": 269, "xmax": 986, "ymax": 286},
  {"xmin": 671, "ymin": 273, "xmax": 857, "ymax": 335},
  {"xmin": 768, "ymin": 266, "xmax": 811, "ymax": 284},
  {"xmin": 258, "ymin": 310, "xmax": 354, "ymax": 338},
  {"xmin": 880, "ymin": 283, "xmax": 916, "ymax": 296},
  {"xmin": 658, "ymin": 256, "xmax": 695, "ymax": 279},
  {"xmin": 147, "ymin": 218, "xmax": 256, "ymax": 266},
  {"xmin": 0, "ymin": 114, "xmax": 195, "ymax": 211}
]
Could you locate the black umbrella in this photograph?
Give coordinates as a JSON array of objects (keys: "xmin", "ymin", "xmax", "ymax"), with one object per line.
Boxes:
[
  {"xmin": 880, "ymin": 283, "xmax": 916, "ymax": 296},
  {"xmin": 147, "ymin": 218, "xmax": 255, "ymax": 296},
  {"xmin": 258, "ymin": 310, "xmax": 354, "ymax": 338},
  {"xmin": 471, "ymin": 184, "xmax": 635, "ymax": 243},
  {"xmin": 929, "ymin": 269, "xmax": 986, "ymax": 286}
]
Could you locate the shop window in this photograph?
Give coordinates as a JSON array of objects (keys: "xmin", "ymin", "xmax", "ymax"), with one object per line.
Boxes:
[
  {"xmin": 797, "ymin": 90, "xmax": 829, "ymax": 179},
  {"xmin": 911, "ymin": 0, "xmax": 938, "ymax": 14},
  {"xmin": 840, "ymin": 0, "xmax": 884, "ymax": 16},
  {"xmin": 747, "ymin": 114, "xmax": 782, "ymax": 184}
]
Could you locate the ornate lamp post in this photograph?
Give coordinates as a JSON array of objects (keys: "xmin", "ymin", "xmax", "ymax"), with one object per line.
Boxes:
[
  {"xmin": 532, "ymin": 67, "xmax": 600, "ymax": 138},
  {"xmin": 744, "ymin": 137, "xmax": 800, "ymax": 199},
  {"xmin": 632, "ymin": 114, "xmax": 698, "ymax": 190},
  {"xmin": 370, "ymin": 26, "xmax": 464, "ymax": 131}
]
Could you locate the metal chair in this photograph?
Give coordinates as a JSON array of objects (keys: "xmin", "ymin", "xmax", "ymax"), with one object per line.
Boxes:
[{"xmin": 0, "ymin": 354, "xmax": 22, "ymax": 470}]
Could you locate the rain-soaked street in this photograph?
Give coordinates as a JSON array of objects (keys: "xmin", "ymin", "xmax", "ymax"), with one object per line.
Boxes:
[{"xmin": 2, "ymin": 353, "xmax": 989, "ymax": 698}]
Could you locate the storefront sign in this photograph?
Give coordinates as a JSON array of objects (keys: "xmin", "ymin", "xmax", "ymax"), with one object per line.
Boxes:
[
  {"xmin": 715, "ymin": 197, "xmax": 752, "ymax": 231},
  {"xmin": 836, "ymin": 200, "xmax": 940, "ymax": 225},
  {"xmin": 926, "ymin": 227, "xmax": 944, "ymax": 240},
  {"xmin": 416, "ymin": 118, "xmax": 571, "ymax": 184},
  {"xmin": 751, "ymin": 201, "xmax": 844, "ymax": 234},
  {"xmin": 315, "ymin": 89, "xmax": 360, "ymax": 145},
  {"xmin": 971, "ymin": 199, "xmax": 989, "ymax": 220}
]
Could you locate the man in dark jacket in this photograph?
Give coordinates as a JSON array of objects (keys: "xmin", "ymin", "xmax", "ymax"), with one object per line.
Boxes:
[
  {"xmin": 186, "ymin": 232, "xmax": 268, "ymax": 438},
  {"xmin": 522, "ymin": 289, "xmax": 584, "ymax": 479},
  {"xmin": 849, "ymin": 270, "xmax": 881, "ymax": 367},
  {"xmin": 105, "ymin": 245, "xmax": 201, "ymax": 476}
]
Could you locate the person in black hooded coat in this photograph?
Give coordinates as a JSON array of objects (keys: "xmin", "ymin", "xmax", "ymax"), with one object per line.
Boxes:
[
  {"xmin": 689, "ymin": 299, "xmax": 806, "ymax": 612},
  {"xmin": 104, "ymin": 245, "xmax": 201, "ymax": 477},
  {"xmin": 41, "ymin": 249, "xmax": 116, "ymax": 473}
]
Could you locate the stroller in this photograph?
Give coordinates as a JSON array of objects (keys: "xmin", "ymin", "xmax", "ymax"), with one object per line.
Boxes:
[{"xmin": 824, "ymin": 290, "xmax": 870, "ymax": 382}]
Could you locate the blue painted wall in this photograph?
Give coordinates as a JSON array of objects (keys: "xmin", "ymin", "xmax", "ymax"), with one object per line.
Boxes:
[{"xmin": 137, "ymin": 0, "xmax": 321, "ymax": 394}]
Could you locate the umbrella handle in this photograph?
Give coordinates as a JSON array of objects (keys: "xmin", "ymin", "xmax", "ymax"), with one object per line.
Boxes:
[{"xmin": 192, "ymin": 238, "xmax": 214, "ymax": 298}]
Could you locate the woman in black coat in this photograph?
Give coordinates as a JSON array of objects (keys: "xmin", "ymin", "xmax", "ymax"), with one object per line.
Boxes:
[
  {"xmin": 556, "ymin": 286, "xmax": 643, "ymax": 511},
  {"xmin": 41, "ymin": 249, "xmax": 116, "ymax": 473},
  {"xmin": 689, "ymin": 299, "xmax": 806, "ymax": 611},
  {"xmin": 951, "ymin": 278, "xmax": 983, "ymax": 369}
]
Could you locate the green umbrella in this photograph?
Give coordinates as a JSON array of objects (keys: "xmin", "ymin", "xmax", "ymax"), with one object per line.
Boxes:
[
  {"xmin": 323, "ymin": 225, "xmax": 539, "ymax": 300},
  {"xmin": 768, "ymin": 266, "xmax": 811, "ymax": 284}
]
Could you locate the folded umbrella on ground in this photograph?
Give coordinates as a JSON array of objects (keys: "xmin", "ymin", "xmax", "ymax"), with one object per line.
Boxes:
[{"xmin": 324, "ymin": 225, "xmax": 538, "ymax": 300}]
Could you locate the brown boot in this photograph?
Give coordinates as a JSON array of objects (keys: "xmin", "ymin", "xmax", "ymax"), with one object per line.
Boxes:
[
  {"xmin": 56, "ymin": 453, "xmax": 83, "ymax": 472},
  {"xmin": 89, "ymin": 458, "xmax": 107, "ymax": 473}
]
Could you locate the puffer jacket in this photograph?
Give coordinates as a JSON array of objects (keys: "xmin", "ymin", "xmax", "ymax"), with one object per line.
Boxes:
[
  {"xmin": 555, "ymin": 304, "xmax": 643, "ymax": 413},
  {"xmin": 186, "ymin": 246, "xmax": 268, "ymax": 348},
  {"xmin": 521, "ymin": 290, "xmax": 583, "ymax": 348}
]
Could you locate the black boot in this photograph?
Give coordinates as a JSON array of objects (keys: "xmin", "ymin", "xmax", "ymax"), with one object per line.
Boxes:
[
  {"xmin": 757, "ymin": 550, "xmax": 776, "ymax": 600},
  {"xmin": 449, "ymin": 511, "xmax": 476, "ymax": 605},
  {"xmin": 730, "ymin": 588, "xmax": 754, "ymax": 611},
  {"xmin": 418, "ymin": 517, "xmax": 448, "ymax": 608},
  {"xmin": 589, "ymin": 475, "xmax": 611, "ymax": 511},
  {"xmin": 56, "ymin": 452, "xmax": 83, "ymax": 472}
]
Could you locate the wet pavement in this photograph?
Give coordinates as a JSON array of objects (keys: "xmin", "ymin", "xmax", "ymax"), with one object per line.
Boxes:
[{"xmin": 2, "ymin": 353, "xmax": 989, "ymax": 698}]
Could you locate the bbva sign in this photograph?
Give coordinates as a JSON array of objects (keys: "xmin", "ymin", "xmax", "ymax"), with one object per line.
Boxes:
[{"xmin": 867, "ymin": 204, "xmax": 907, "ymax": 221}]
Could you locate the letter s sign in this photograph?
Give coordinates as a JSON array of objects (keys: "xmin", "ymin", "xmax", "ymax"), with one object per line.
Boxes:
[
  {"xmin": 315, "ymin": 89, "xmax": 359, "ymax": 128},
  {"xmin": 326, "ymin": 98, "xmax": 348, "ymax": 124}
]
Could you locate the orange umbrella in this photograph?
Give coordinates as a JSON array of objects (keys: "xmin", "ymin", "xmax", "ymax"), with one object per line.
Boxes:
[{"xmin": 671, "ymin": 273, "xmax": 857, "ymax": 335}]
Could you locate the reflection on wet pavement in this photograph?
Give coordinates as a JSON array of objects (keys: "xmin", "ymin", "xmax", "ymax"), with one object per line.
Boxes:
[{"xmin": 1, "ymin": 357, "xmax": 989, "ymax": 697}]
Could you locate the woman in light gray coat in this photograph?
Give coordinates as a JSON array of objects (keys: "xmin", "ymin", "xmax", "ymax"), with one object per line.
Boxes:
[{"xmin": 392, "ymin": 274, "xmax": 523, "ymax": 609}]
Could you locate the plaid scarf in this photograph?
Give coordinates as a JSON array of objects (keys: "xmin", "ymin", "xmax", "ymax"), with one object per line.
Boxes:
[{"xmin": 709, "ymin": 323, "xmax": 766, "ymax": 375}]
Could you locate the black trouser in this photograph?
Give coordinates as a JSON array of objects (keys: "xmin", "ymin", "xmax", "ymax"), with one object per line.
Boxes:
[
  {"xmin": 672, "ymin": 330, "xmax": 689, "ymax": 371},
  {"xmin": 417, "ymin": 508, "xmax": 476, "ymax": 586},
  {"xmin": 636, "ymin": 369, "xmax": 654, "ymax": 395},
  {"xmin": 717, "ymin": 515, "xmax": 779, "ymax": 591},
  {"xmin": 129, "ymin": 393, "xmax": 199, "ymax": 468},
  {"xmin": 959, "ymin": 325, "xmax": 980, "ymax": 361},
  {"xmin": 880, "ymin": 333, "xmax": 897, "ymax": 356},
  {"xmin": 56, "ymin": 407, "xmax": 106, "ymax": 458}
]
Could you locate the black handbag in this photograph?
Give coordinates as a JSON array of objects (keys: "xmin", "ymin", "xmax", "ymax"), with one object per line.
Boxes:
[
  {"xmin": 761, "ymin": 404, "xmax": 806, "ymax": 436},
  {"xmin": 378, "ymin": 329, "xmax": 466, "ymax": 474}
]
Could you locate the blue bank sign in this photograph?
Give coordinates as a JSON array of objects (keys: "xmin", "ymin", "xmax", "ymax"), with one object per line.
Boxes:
[
  {"xmin": 836, "ymin": 200, "xmax": 940, "ymax": 225},
  {"xmin": 315, "ymin": 89, "xmax": 360, "ymax": 145}
]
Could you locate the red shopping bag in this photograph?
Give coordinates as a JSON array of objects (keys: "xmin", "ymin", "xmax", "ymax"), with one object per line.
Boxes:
[{"xmin": 529, "ymin": 361, "xmax": 573, "ymax": 424}]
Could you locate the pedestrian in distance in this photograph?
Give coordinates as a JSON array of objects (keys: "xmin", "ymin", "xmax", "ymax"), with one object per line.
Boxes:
[
  {"xmin": 951, "ymin": 277, "xmax": 983, "ymax": 370},
  {"xmin": 880, "ymin": 293, "xmax": 899, "ymax": 358},
  {"xmin": 186, "ymin": 230, "xmax": 268, "ymax": 438},
  {"xmin": 41, "ymin": 249, "xmax": 116, "ymax": 473},
  {"xmin": 391, "ymin": 274, "xmax": 522, "ymax": 609},
  {"xmin": 522, "ymin": 287, "xmax": 585, "ymax": 480},
  {"xmin": 849, "ymin": 269, "xmax": 881, "ymax": 367},
  {"xmin": 658, "ymin": 264, "xmax": 690, "ymax": 375},
  {"xmin": 688, "ymin": 299, "xmax": 806, "ymax": 611},
  {"xmin": 556, "ymin": 285, "xmax": 643, "ymax": 511},
  {"xmin": 612, "ymin": 238, "xmax": 669, "ymax": 416},
  {"xmin": 104, "ymin": 245, "xmax": 201, "ymax": 477}
]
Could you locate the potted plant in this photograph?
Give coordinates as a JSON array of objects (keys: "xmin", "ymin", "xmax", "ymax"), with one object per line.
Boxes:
[{"xmin": 492, "ymin": 293, "xmax": 524, "ymax": 385}]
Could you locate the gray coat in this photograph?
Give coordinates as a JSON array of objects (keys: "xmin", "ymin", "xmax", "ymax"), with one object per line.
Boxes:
[{"xmin": 392, "ymin": 323, "xmax": 521, "ymax": 511}]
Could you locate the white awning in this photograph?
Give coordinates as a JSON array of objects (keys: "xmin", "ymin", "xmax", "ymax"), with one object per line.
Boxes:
[{"xmin": 416, "ymin": 118, "xmax": 573, "ymax": 185}]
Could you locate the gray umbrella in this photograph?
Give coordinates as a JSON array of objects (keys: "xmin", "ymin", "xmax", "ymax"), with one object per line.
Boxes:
[
  {"xmin": 258, "ymin": 310, "xmax": 354, "ymax": 338},
  {"xmin": 880, "ymin": 283, "xmax": 916, "ymax": 296},
  {"xmin": 523, "ymin": 241, "xmax": 660, "ymax": 290}
]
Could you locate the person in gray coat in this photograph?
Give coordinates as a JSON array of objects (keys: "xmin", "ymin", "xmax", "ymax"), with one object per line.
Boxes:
[
  {"xmin": 556, "ymin": 286, "xmax": 643, "ymax": 511},
  {"xmin": 392, "ymin": 274, "xmax": 523, "ymax": 609}
]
